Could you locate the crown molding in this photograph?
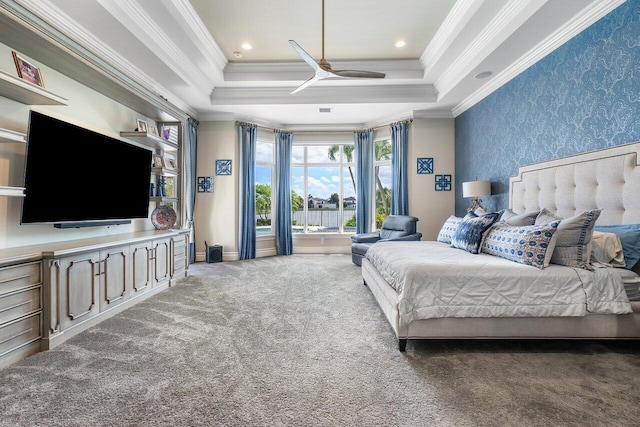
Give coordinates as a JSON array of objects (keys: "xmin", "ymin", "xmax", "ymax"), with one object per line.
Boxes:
[
  {"xmin": 413, "ymin": 110, "xmax": 455, "ymax": 119},
  {"xmin": 224, "ymin": 59, "xmax": 423, "ymax": 82},
  {"xmin": 452, "ymin": 0, "xmax": 625, "ymax": 117},
  {"xmin": 420, "ymin": 0, "xmax": 485, "ymax": 78},
  {"xmin": 435, "ymin": 0, "xmax": 547, "ymax": 100},
  {"xmin": 96, "ymin": 0, "xmax": 215, "ymax": 92},
  {"xmin": 160, "ymin": 0, "xmax": 226, "ymax": 81},
  {"xmin": 4, "ymin": 0, "xmax": 191, "ymax": 120},
  {"xmin": 210, "ymin": 84, "xmax": 436, "ymax": 106}
]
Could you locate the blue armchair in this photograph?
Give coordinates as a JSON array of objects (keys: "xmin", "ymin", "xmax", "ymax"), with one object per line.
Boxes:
[{"xmin": 351, "ymin": 215, "xmax": 422, "ymax": 266}]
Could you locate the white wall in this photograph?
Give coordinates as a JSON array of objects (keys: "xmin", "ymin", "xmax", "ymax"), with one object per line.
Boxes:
[
  {"xmin": 194, "ymin": 118, "xmax": 455, "ymax": 260},
  {"xmin": 410, "ymin": 118, "xmax": 456, "ymax": 240},
  {"xmin": 0, "ymin": 42, "xmax": 160, "ymax": 250}
]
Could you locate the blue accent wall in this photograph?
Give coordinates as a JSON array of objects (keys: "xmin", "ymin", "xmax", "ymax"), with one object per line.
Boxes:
[{"xmin": 455, "ymin": 0, "xmax": 640, "ymax": 216}]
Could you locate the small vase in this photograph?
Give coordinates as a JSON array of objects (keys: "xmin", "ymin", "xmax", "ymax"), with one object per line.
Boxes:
[{"xmin": 150, "ymin": 183, "xmax": 155, "ymax": 197}]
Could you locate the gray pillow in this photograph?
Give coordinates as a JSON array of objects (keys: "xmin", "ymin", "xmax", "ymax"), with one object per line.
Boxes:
[
  {"xmin": 534, "ymin": 208, "xmax": 602, "ymax": 270},
  {"xmin": 499, "ymin": 209, "xmax": 539, "ymax": 226}
]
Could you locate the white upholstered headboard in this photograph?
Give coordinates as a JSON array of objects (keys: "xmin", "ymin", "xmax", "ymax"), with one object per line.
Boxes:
[{"xmin": 509, "ymin": 142, "xmax": 640, "ymax": 225}]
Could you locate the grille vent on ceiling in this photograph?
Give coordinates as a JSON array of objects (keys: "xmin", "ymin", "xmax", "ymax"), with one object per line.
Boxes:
[{"xmin": 319, "ymin": 108, "xmax": 331, "ymax": 113}]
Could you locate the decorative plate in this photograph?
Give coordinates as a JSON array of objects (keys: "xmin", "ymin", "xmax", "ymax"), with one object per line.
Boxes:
[{"xmin": 151, "ymin": 205, "xmax": 177, "ymax": 230}]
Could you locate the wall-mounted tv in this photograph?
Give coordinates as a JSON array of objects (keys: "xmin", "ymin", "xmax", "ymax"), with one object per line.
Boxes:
[{"xmin": 21, "ymin": 111, "xmax": 153, "ymax": 228}]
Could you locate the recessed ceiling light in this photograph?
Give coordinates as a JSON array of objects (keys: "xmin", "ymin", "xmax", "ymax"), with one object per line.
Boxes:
[
  {"xmin": 241, "ymin": 43, "xmax": 253, "ymax": 50},
  {"xmin": 394, "ymin": 40, "xmax": 406, "ymax": 48},
  {"xmin": 474, "ymin": 71, "xmax": 493, "ymax": 79},
  {"xmin": 233, "ymin": 51, "xmax": 243, "ymax": 59}
]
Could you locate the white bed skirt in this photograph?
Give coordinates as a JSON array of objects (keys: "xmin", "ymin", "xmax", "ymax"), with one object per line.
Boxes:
[{"xmin": 362, "ymin": 258, "xmax": 640, "ymax": 340}]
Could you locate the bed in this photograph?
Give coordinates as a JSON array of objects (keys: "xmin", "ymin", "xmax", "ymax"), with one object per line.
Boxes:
[{"xmin": 362, "ymin": 142, "xmax": 640, "ymax": 351}]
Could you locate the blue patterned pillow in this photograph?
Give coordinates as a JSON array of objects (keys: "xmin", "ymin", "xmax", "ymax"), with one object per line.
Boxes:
[
  {"xmin": 482, "ymin": 222, "xmax": 560, "ymax": 269},
  {"xmin": 451, "ymin": 212, "xmax": 500, "ymax": 254},
  {"xmin": 437, "ymin": 215, "xmax": 463, "ymax": 244}
]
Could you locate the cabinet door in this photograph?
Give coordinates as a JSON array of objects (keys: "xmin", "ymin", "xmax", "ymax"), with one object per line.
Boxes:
[
  {"xmin": 153, "ymin": 238, "xmax": 170, "ymax": 286},
  {"xmin": 131, "ymin": 242, "xmax": 152, "ymax": 294},
  {"xmin": 99, "ymin": 246, "xmax": 130, "ymax": 311},
  {"xmin": 58, "ymin": 251, "xmax": 100, "ymax": 330}
]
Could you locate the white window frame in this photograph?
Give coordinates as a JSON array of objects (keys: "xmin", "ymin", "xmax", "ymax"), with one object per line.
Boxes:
[{"xmin": 256, "ymin": 137, "xmax": 275, "ymax": 236}]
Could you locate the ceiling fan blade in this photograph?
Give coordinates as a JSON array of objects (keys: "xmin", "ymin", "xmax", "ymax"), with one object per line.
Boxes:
[
  {"xmin": 289, "ymin": 40, "xmax": 320, "ymax": 72},
  {"xmin": 291, "ymin": 74, "xmax": 322, "ymax": 94},
  {"xmin": 332, "ymin": 70, "xmax": 386, "ymax": 79}
]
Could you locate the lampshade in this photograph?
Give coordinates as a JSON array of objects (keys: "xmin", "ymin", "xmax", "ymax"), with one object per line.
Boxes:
[{"xmin": 462, "ymin": 180, "xmax": 491, "ymax": 198}]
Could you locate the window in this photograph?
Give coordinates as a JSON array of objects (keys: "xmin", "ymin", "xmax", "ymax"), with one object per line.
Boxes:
[
  {"xmin": 256, "ymin": 139, "xmax": 274, "ymax": 234},
  {"xmin": 291, "ymin": 144, "xmax": 356, "ymax": 233},
  {"xmin": 374, "ymin": 139, "xmax": 392, "ymax": 229}
]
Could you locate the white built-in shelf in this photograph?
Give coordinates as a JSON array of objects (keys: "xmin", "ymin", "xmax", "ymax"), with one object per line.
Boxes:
[
  {"xmin": 0, "ymin": 70, "xmax": 68, "ymax": 106},
  {"xmin": 0, "ymin": 186, "xmax": 25, "ymax": 197},
  {"xmin": 150, "ymin": 197, "xmax": 178, "ymax": 203},
  {"xmin": 120, "ymin": 131, "xmax": 178, "ymax": 153},
  {"xmin": 151, "ymin": 167, "xmax": 178, "ymax": 176},
  {"xmin": 0, "ymin": 128, "xmax": 26, "ymax": 143}
]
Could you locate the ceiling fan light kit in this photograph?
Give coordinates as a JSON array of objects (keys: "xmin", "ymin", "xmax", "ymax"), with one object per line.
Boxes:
[{"xmin": 289, "ymin": 0, "xmax": 385, "ymax": 94}]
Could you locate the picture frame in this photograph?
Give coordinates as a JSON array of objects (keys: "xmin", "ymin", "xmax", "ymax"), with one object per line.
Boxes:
[
  {"xmin": 153, "ymin": 155, "xmax": 164, "ymax": 168},
  {"xmin": 136, "ymin": 119, "xmax": 148, "ymax": 133},
  {"xmin": 164, "ymin": 157, "xmax": 177, "ymax": 170},
  {"xmin": 216, "ymin": 159, "xmax": 232, "ymax": 176},
  {"xmin": 12, "ymin": 51, "xmax": 44, "ymax": 87},
  {"xmin": 148, "ymin": 124, "xmax": 158, "ymax": 136},
  {"xmin": 197, "ymin": 176, "xmax": 214, "ymax": 193},
  {"xmin": 417, "ymin": 157, "xmax": 434, "ymax": 174}
]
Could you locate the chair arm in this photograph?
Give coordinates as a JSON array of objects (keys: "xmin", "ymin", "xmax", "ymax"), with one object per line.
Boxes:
[
  {"xmin": 351, "ymin": 233, "xmax": 381, "ymax": 243},
  {"xmin": 380, "ymin": 233, "xmax": 423, "ymax": 242}
]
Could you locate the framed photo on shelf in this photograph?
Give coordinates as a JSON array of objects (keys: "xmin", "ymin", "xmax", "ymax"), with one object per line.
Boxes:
[
  {"xmin": 148, "ymin": 124, "xmax": 158, "ymax": 136},
  {"xmin": 153, "ymin": 155, "xmax": 164, "ymax": 168},
  {"xmin": 164, "ymin": 158, "xmax": 177, "ymax": 170},
  {"xmin": 12, "ymin": 51, "xmax": 44, "ymax": 87},
  {"xmin": 136, "ymin": 119, "xmax": 148, "ymax": 133}
]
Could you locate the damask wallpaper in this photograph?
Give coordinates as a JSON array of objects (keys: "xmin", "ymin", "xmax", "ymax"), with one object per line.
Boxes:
[{"xmin": 455, "ymin": 0, "xmax": 640, "ymax": 215}]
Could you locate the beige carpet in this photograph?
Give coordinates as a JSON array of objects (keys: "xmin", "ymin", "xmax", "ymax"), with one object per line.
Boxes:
[{"xmin": 0, "ymin": 254, "xmax": 639, "ymax": 426}]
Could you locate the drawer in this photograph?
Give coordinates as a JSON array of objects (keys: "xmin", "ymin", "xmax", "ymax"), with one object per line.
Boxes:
[
  {"xmin": 0, "ymin": 312, "xmax": 41, "ymax": 358},
  {"xmin": 172, "ymin": 236, "xmax": 187, "ymax": 246},
  {"xmin": 0, "ymin": 286, "xmax": 41, "ymax": 325},
  {"xmin": 0, "ymin": 262, "xmax": 42, "ymax": 295},
  {"xmin": 173, "ymin": 245, "xmax": 186, "ymax": 257}
]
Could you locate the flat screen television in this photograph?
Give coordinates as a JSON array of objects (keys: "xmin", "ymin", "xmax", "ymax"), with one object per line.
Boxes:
[{"xmin": 21, "ymin": 110, "xmax": 153, "ymax": 228}]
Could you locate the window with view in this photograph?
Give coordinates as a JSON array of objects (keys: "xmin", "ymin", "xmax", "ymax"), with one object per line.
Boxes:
[
  {"xmin": 255, "ymin": 139, "xmax": 274, "ymax": 235},
  {"xmin": 374, "ymin": 139, "xmax": 392, "ymax": 230},
  {"xmin": 291, "ymin": 144, "xmax": 356, "ymax": 234}
]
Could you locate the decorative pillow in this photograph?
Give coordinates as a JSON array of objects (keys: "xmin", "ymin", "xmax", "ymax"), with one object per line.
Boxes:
[
  {"xmin": 590, "ymin": 231, "xmax": 625, "ymax": 267},
  {"xmin": 534, "ymin": 208, "xmax": 601, "ymax": 270},
  {"xmin": 482, "ymin": 222, "xmax": 560, "ymax": 269},
  {"xmin": 437, "ymin": 215, "xmax": 463, "ymax": 244},
  {"xmin": 499, "ymin": 209, "xmax": 539, "ymax": 226},
  {"xmin": 594, "ymin": 224, "xmax": 640, "ymax": 269},
  {"xmin": 451, "ymin": 212, "xmax": 500, "ymax": 254}
]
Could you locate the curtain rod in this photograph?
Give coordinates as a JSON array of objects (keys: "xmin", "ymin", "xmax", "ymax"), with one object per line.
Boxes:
[{"xmin": 235, "ymin": 119, "xmax": 412, "ymax": 133}]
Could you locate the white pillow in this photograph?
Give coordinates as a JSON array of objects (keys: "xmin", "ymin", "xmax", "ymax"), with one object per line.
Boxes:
[
  {"xmin": 437, "ymin": 215, "xmax": 463, "ymax": 244},
  {"xmin": 590, "ymin": 231, "xmax": 625, "ymax": 267}
]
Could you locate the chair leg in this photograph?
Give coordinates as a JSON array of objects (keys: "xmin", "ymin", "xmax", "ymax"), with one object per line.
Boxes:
[{"xmin": 398, "ymin": 339, "xmax": 407, "ymax": 352}]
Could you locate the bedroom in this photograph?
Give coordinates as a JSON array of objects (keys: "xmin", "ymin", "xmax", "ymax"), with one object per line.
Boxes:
[{"xmin": 0, "ymin": 0, "xmax": 639, "ymax": 425}]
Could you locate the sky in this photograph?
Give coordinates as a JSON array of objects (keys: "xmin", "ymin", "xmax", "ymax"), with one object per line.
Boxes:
[{"xmin": 255, "ymin": 142, "xmax": 391, "ymax": 201}]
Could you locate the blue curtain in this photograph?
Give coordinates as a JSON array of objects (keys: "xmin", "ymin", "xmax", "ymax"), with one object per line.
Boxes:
[
  {"xmin": 184, "ymin": 118, "xmax": 198, "ymax": 264},
  {"xmin": 354, "ymin": 130, "xmax": 373, "ymax": 234},
  {"xmin": 275, "ymin": 131, "xmax": 293, "ymax": 255},
  {"xmin": 390, "ymin": 121, "xmax": 410, "ymax": 215},
  {"xmin": 238, "ymin": 123, "xmax": 257, "ymax": 259}
]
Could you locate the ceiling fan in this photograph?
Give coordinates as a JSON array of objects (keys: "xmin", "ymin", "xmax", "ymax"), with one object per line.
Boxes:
[{"xmin": 289, "ymin": 0, "xmax": 385, "ymax": 94}]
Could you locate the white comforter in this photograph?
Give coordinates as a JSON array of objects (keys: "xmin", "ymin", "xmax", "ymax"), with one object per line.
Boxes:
[{"xmin": 365, "ymin": 241, "xmax": 632, "ymax": 328}]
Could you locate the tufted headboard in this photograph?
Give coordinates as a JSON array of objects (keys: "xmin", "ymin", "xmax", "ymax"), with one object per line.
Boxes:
[{"xmin": 509, "ymin": 142, "xmax": 640, "ymax": 225}]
